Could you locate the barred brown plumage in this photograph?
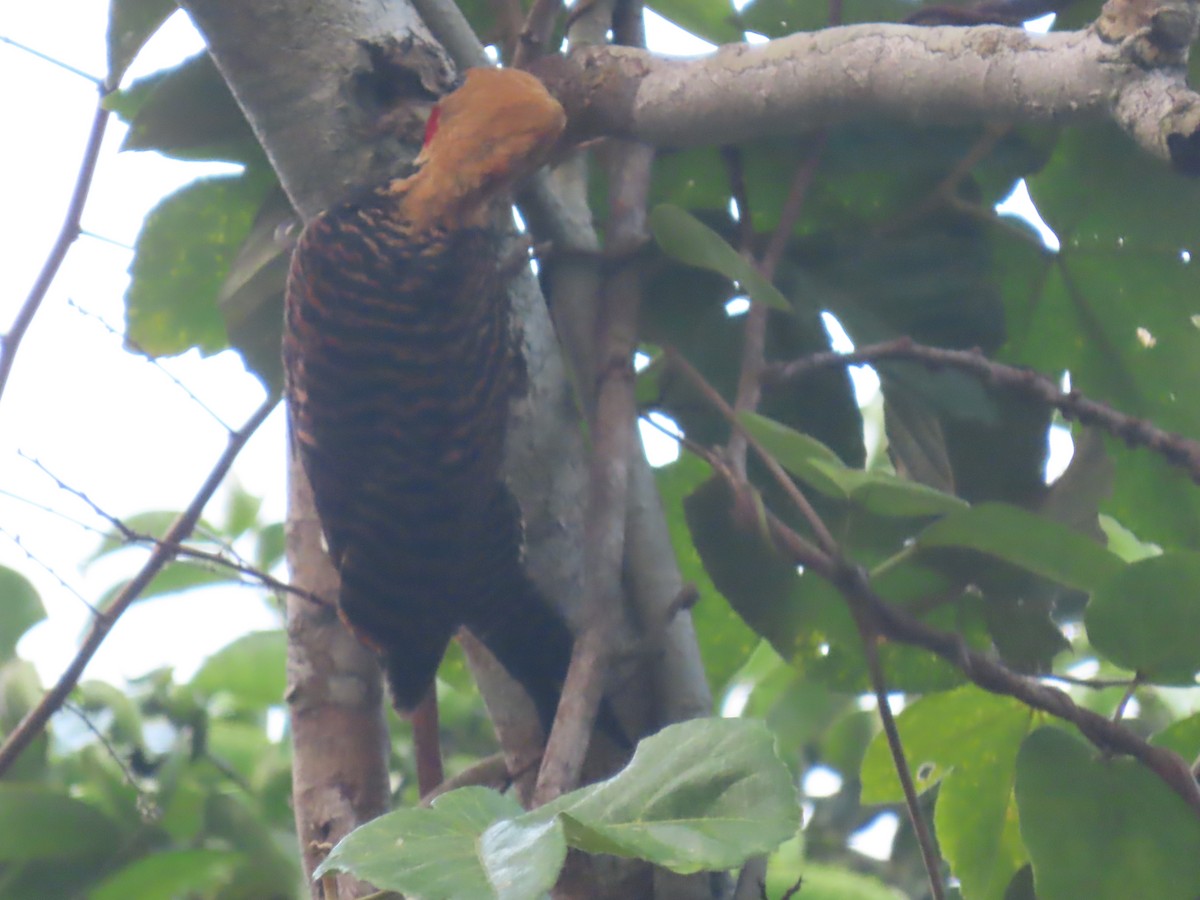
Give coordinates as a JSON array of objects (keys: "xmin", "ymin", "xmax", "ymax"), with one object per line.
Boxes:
[{"xmin": 283, "ymin": 68, "xmax": 573, "ymax": 729}]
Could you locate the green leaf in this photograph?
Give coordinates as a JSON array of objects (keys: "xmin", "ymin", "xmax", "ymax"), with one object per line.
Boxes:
[
  {"xmin": 224, "ymin": 483, "xmax": 263, "ymax": 538},
  {"xmin": 0, "ymin": 786, "xmax": 123, "ymax": 862},
  {"xmin": 862, "ymin": 687, "xmax": 1034, "ymax": 900},
  {"xmin": 649, "ymin": 204, "xmax": 791, "ymax": 311},
  {"xmin": 1085, "ymin": 551, "xmax": 1200, "ymax": 679},
  {"xmin": 917, "ymin": 503, "xmax": 1123, "ymax": 592},
  {"xmin": 860, "ymin": 688, "xmax": 1034, "ymax": 899},
  {"xmin": 740, "ymin": 411, "xmax": 967, "ymax": 516},
  {"xmin": 540, "ymin": 718, "xmax": 799, "ymax": 872},
  {"xmin": 217, "ymin": 188, "xmax": 293, "ymax": 393},
  {"xmin": 90, "ymin": 848, "xmax": 242, "ymax": 900},
  {"xmin": 654, "ymin": 455, "xmax": 756, "ymax": 691},
  {"xmin": 1015, "ymin": 727, "xmax": 1200, "ymax": 900},
  {"xmin": 190, "ymin": 630, "xmax": 286, "ymax": 709},
  {"xmin": 315, "ymin": 787, "xmax": 555, "ymax": 898},
  {"xmin": 1006, "ymin": 125, "xmax": 1200, "ymax": 549},
  {"xmin": 320, "ymin": 720, "xmax": 797, "ymax": 893},
  {"xmin": 1149, "ymin": 712, "xmax": 1200, "ymax": 761},
  {"xmin": 126, "ymin": 169, "xmax": 276, "ymax": 358},
  {"xmin": 107, "ymin": 52, "xmax": 263, "ymax": 163},
  {"xmin": 0, "ymin": 566, "xmax": 45, "ymax": 661},
  {"xmin": 105, "ymin": 0, "xmax": 175, "ymax": 85}
]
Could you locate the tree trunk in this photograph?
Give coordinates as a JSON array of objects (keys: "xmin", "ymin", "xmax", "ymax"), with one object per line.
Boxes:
[{"xmin": 179, "ymin": 1, "xmax": 715, "ymax": 896}]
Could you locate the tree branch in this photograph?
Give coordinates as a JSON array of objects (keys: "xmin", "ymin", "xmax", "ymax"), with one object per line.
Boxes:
[
  {"xmin": 0, "ymin": 98, "xmax": 110, "ymax": 407},
  {"xmin": 533, "ymin": 12, "xmax": 1200, "ymax": 172},
  {"xmin": 764, "ymin": 337, "xmax": 1200, "ymax": 484},
  {"xmin": 0, "ymin": 396, "xmax": 277, "ymax": 778}
]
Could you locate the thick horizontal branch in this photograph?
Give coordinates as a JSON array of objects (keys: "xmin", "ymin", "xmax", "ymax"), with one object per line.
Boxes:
[{"xmin": 535, "ymin": 17, "xmax": 1200, "ymax": 170}]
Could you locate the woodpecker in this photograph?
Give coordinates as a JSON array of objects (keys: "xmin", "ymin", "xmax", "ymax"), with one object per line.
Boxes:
[{"xmin": 283, "ymin": 68, "xmax": 574, "ymax": 729}]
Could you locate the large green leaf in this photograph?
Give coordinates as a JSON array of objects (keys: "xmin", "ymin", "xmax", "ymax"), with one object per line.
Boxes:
[
  {"xmin": 1015, "ymin": 727, "xmax": 1200, "ymax": 900},
  {"xmin": 0, "ymin": 566, "xmax": 44, "ymax": 662},
  {"xmin": 319, "ymin": 719, "xmax": 798, "ymax": 894},
  {"xmin": 316, "ymin": 788, "xmax": 560, "ymax": 899},
  {"xmin": 1085, "ymin": 551, "xmax": 1200, "ymax": 680},
  {"xmin": 541, "ymin": 718, "xmax": 799, "ymax": 872},
  {"xmin": 1006, "ymin": 125, "xmax": 1200, "ymax": 548},
  {"xmin": 126, "ymin": 168, "xmax": 276, "ymax": 357},
  {"xmin": 917, "ymin": 503, "xmax": 1124, "ymax": 592},
  {"xmin": 861, "ymin": 687, "xmax": 1034, "ymax": 900}
]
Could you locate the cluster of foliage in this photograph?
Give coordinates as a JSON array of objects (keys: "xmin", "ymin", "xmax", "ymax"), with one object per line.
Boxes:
[{"xmin": 4, "ymin": 0, "xmax": 1200, "ymax": 897}]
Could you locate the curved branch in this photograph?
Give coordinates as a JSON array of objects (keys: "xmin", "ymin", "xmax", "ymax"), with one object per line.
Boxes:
[{"xmin": 534, "ymin": 16, "xmax": 1200, "ymax": 170}]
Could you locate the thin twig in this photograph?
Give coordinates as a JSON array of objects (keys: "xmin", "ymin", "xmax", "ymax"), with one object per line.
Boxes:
[
  {"xmin": 0, "ymin": 35, "xmax": 103, "ymax": 84},
  {"xmin": 67, "ymin": 298, "xmax": 233, "ymax": 430},
  {"xmin": 0, "ymin": 96, "xmax": 110, "ymax": 407},
  {"xmin": 0, "ymin": 526, "xmax": 97, "ymax": 615},
  {"xmin": 0, "ymin": 486, "xmax": 107, "ymax": 537},
  {"xmin": 1042, "ymin": 672, "xmax": 1136, "ymax": 689},
  {"xmin": 666, "ymin": 348, "xmax": 840, "ymax": 556},
  {"xmin": 879, "ymin": 124, "xmax": 1010, "ymax": 236},
  {"xmin": 1112, "ymin": 675, "xmax": 1141, "ymax": 722},
  {"xmin": 63, "ymin": 702, "xmax": 154, "ymax": 811},
  {"xmin": 765, "ymin": 337, "xmax": 1200, "ymax": 484},
  {"xmin": 20, "ymin": 451, "xmax": 322, "ymax": 606},
  {"xmin": 727, "ymin": 138, "xmax": 825, "ymax": 477},
  {"xmin": 853, "ymin": 612, "xmax": 945, "ymax": 900},
  {"xmin": 0, "ymin": 396, "xmax": 278, "ymax": 778}
]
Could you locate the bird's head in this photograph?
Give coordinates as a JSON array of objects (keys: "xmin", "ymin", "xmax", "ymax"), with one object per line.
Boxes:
[{"xmin": 402, "ymin": 67, "xmax": 566, "ymax": 226}]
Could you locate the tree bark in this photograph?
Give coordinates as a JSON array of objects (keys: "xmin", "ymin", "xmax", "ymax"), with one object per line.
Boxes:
[{"xmin": 533, "ymin": 19, "xmax": 1200, "ymax": 169}]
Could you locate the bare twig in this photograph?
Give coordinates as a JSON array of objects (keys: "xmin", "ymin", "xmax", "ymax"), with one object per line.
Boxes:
[
  {"xmin": 727, "ymin": 137, "xmax": 825, "ymax": 477},
  {"xmin": 854, "ymin": 613, "xmax": 945, "ymax": 900},
  {"xmin": 0, "ymin": 98, "xmax": 110, "ymax": 407},
  {"xmin": 0, "ymin": 396, "xmax": 277, "ymax": 778},
  {"xmin": 1042, "ymin": 672, "xmax": 1137, "ymax": 689},
  {"xmin": 666, "ymin": 348, "xmax": 839, "ymax": 557},
  {"xmin": 0, "ymin": 35, "xmax": 103, "ymax": 84},
  {"xmin": 1112, "ymin": 675, "xmax": 1142, "ymax": 722},
  {"xmin": 16, "ymin": 454, "xmax": 321, "ymax": 606},
  {"xmin": 67, "ymin": 298, "xmax": 233, "ymax": 430},
  {"xmin": 879, "ymin": 124, "xmax": 1010, "ymax": 235},
  {"xmin": 765, "ymin": 337, "xmax": 1200, "ymax": 484},
  {"xmin": 0, "ymin": 526, "xmax": 97, "ymax": 614}
]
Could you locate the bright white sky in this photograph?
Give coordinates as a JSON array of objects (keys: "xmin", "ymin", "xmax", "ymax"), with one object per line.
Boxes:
[
  {"xmin": 0, "ymin": 5, "xmax": 1062, "ymax": 697},
  {"xmin": 1, "ymin": 5, "xmax": 284, "ymax": 685}
]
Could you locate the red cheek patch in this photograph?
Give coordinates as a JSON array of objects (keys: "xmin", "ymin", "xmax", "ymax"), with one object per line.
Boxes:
[{"xmin": 422, "ymin": 105, "xmax": 441, "ymax": 148}]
